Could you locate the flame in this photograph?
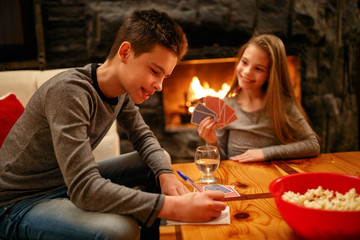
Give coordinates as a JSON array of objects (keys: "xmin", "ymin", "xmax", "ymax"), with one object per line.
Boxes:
[{"xmin": 187, "ymin": 76, "xmax": 230, "ymax": 113}]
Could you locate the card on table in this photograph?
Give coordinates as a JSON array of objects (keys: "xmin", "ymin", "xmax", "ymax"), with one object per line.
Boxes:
[
  {"xmin": 195, "ymin": 184, "xmax": 241, "ymax": 198},
  {"xmin": 191, "ymin": 96, "xmax": 237, "ymax": 129},
  {"xmin": 204, "ymin": 184, "xmax": 232, "ymax": 193}
]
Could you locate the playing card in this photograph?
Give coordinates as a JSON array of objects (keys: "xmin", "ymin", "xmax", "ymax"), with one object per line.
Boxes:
[
  {"xmin": 223, "ymin": 104, "xmax": 235, "ymax": 124},
  {"xmin": 225, "ymin": 112, "xmax": 237, "ymax": 125},
  {"xmin": 221, "ymin": 185, "xmax": 241, "ymax": 198},
  {"xmin": 191, "ymin": 103, "xmax": 217, "ymax": 125},
  {"xmin": 191, "ymin": 110, "xmax": 215, "ymax": 124},
  {"xmin": 225, "ymin": 104, "xmax": 235, "ymax": 119},
  {"xmin": 205, "ymin": 96, "xmax": 221, "ymax": 121},
  {"xmin": 194, "ymin": 102, "xmax": 217, "ymax": 117},
  {"xmin": 216, "ymin": 101, "xmax": 227, "ymax": 128},
  {"xmin": 204, "ymin": 184, "xmax": 232, "ymax": 193},
  {"xmin": 194, "ymin": 184, "xmax": 241, "ymax": 198},
  {"xmin": 218, "ymin": 99, "xmax": 225, "ymax": 115},
  {"xmin": 216, "ymin": 104, "xmax": 236, "ymax": 129},
  {"xmin": 191, "ymin": 97, "xmax": 237, "ymax": 128}
]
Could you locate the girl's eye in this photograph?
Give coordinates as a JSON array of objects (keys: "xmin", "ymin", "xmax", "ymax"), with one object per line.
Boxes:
[{"xmin": 256, "ymin": 68, "xmax": 264, "ymax": 72}]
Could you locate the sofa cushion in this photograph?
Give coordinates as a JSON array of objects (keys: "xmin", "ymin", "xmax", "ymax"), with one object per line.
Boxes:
[
  {"xmin": 0, "ymin": 69, "xmax": 120, "ymax": 160},
  {"xmin": 36, "ymin": 69, "xmax": 68, "ymax": 88},
  {"xmin": 0, "ymin": 93, "xmax": 24, "ymax": 147},
  {"xmin": 0, "ymin": 71, "xmax": 39, "ymax": 106}
]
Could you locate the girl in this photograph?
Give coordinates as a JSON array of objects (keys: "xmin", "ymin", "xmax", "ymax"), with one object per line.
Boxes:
[{"xmin": 198, "ymin": 34, "xmax": 320, "ymax": 162}]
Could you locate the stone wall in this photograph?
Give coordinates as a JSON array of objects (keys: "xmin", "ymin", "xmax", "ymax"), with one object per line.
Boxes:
[{"xmin": 39, "ymin": 0, "xmax": 360, "ymax": 159}]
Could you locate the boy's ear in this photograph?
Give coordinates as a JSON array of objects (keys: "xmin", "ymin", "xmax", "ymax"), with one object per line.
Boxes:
[{"xmin": 118, "ymin": 42, "xmax": 131, "ymax": 63}]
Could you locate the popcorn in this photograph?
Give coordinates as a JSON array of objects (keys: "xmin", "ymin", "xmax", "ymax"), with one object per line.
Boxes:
[{"xmin": 282, "ymin": 186, "xmax": 360, "ymax": 211}]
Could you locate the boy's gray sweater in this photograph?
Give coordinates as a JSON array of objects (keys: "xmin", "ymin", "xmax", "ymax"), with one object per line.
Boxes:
[{"xmin": 0, "ymin": 64, "xmax": 172, "ymax": 227}]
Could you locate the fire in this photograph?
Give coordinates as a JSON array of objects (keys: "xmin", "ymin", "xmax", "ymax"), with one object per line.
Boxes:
[{"xmin": 186, "ymin": 76, "xmax": 230, "ymax": 113}]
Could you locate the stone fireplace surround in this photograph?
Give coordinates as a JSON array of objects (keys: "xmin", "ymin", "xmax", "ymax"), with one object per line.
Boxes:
[{"xmin": 14, "ymin": 0, "xmax": 360, "ymax": 160}]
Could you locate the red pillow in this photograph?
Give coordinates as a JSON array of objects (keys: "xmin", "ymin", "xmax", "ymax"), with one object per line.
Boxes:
[{"xmin": 0, "ymin": 93, "xmax": 24, "ymax": 148}]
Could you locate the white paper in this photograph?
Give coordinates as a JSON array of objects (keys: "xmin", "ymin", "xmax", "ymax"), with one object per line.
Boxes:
[{"xmin": 166, "ymin": 206, "xmax": 230, "ymax": 226}]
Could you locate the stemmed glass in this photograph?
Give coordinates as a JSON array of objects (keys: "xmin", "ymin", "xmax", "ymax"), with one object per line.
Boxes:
[{"xmin": 194, "ymin": 145, "xmax": 220, "ymax": 184}]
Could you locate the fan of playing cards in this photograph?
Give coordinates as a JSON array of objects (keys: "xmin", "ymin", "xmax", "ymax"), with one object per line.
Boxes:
[{"xmin": 190, "ymin": 96, "xmax": 237, "ymax": 129}]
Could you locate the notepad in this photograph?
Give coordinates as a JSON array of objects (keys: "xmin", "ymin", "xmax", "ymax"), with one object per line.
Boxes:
[{"xmin": 166, "ymin": 206, "xmax": 230, "ymax": 225}]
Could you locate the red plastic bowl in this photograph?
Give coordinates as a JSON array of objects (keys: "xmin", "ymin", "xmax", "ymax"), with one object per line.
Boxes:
[{"xmin": 269, "ymin": 172, "xmax": 360, "ymax": 240}]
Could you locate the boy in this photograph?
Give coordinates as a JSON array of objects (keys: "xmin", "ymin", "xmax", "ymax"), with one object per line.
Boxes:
[{"xmin": 0, "ymin": 9, "xmax": 226, "ymax": 240}]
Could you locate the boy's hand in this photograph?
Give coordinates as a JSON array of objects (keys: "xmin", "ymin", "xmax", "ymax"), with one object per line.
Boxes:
[
  {"xmin": 176, "ymin": 191, "xmax": 226, "ymax": 222},
  {"xmin": 159, "ymin": 191, "xmax": 227, "ymax": 222},
  {"xmin": 159, "ymin": 173, "xmax": 189, "ymax": 196}
]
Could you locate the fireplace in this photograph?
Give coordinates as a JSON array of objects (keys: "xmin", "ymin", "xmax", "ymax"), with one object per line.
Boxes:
[
  {"xmin": 162, "ymin": 57, "xmax": 236, "ymax": 131},
  {"xmin": 162, "ymin": 56, "xmax": 301, "ymax": 132}
]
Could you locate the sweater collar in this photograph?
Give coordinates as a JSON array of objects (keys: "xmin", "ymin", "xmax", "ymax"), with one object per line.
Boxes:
[{"xmin": 91, "ymin": 63, "xmax": 118, "ymax": 105}]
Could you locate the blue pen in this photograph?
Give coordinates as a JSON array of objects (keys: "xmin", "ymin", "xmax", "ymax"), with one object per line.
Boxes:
[{"xmin": 176, "ymin": 170, "xmax": 202, "ymax": 192}]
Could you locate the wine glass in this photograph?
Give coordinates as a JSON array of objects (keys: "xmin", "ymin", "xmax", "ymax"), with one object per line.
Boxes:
[{"xmin": 194, "ymin": 145, "xmax": 220, "ymax": 184}]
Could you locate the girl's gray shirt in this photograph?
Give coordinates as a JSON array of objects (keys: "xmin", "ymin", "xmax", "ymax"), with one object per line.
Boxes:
[
  {"xmin": 216, "ymin": 96, "xmax": 320, "ymax": 160},
  {"xmin": 0, "ymin": 64, "xmax": 172, "ymax": 227}
]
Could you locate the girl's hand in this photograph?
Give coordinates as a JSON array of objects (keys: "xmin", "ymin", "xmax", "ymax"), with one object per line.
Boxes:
[
  {"xmin": 197, "ymin": 117, "xmax": 217, "ymax": 144},
  {"xmin": 230, "ymin": 149, "xmax": 265, "ymax": 162}
]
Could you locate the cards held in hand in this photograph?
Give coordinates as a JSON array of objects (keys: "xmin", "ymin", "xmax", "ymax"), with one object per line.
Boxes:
[{"xmin": 190, "ymin": 96, "xmax": 237, "ymax": 129}]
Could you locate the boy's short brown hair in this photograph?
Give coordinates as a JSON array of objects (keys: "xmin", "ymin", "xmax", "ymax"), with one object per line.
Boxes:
[{"xmin": 107, "ymin": 9, "xmax": 188, "ymax": 60}]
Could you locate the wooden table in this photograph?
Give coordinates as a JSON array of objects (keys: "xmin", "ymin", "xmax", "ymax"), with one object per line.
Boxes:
[{"xmin": 159, "ymin": 151, "xmax": 360, "ymax": 240}]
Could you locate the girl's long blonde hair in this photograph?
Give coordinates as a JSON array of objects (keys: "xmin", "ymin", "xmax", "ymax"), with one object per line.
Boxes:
[{"xmin": 226, "ymin": 34, "xmax": 309, "ymax": 144}]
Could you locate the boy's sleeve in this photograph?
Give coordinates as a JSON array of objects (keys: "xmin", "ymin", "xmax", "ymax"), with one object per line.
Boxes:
[
  {"xmin": 116, "ymin": 95, "xmax": 173, "ymax": 176},
  {"xmin": 45, "ymin": 81, "xmax": 163, "ymax": 227}
]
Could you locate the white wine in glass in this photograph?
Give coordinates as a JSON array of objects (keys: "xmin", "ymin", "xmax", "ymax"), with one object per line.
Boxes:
[{"xmin": 195, "ymin": 145, "xmax": 220, "ymax": 183}]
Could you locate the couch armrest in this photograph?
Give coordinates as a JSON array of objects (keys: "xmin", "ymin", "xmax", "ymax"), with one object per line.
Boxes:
[
  {"xmin": 0, "ymin": 70, "xmax": 39, "ymax": 106},
  {"xmin": 36, "ymin": 69, "xmax": 69, "ymax": 88},
  {"xmin": 93, "ymin": 122, "xmax": 120, "ymax": 162},
  {"xmin": 0, "ymin": 68, "xmax": 121, "ymax": 161}
]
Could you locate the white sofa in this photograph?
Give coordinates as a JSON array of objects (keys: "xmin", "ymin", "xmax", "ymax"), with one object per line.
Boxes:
[{"xmin": 0, "ymin": 68, "xmax": 120, "ymax": 162}]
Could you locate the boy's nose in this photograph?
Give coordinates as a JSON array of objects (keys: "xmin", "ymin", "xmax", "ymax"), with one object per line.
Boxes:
[{"xmin": 153, "ymin": 80, "xmax": 163, "ymax": 92}]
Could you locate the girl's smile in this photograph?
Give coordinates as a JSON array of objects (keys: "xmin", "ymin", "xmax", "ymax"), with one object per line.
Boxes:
[{"xmin": 236, "ymin": 44, "xmax": 270, "ymax": 91}]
